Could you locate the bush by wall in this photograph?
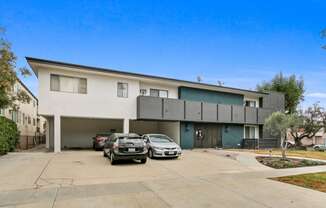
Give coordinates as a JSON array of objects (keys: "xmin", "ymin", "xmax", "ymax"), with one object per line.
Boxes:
[{"xmin": 0, "ymin": 117, "xmax": 19, "ymax": 155}]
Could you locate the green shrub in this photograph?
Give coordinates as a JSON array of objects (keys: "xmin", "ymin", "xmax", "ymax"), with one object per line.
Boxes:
[{"xmin": 0, "ymin": 117, "xmax": 19, "ymax": 155}]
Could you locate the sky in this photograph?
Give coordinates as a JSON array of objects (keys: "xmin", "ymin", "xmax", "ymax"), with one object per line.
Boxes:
[{"xmin": 0, "ymin": 0, "xmax": 326, "ymax": 109}]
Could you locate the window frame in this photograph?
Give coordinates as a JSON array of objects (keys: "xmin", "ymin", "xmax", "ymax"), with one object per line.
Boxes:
[
  {"xmin": 244, "ymin": 125, "xmax": 258, "ymax": 139},
  {"xmin": 149, "ymin": 88, "xmax": 169, "ymax": 98},
  {"xmin": 117, "ymin": 82, "xmax": 128, "ymax": 98},
  {"xmin": 50, "ymin": 74, "xmax": 87, "ymax": 94}
]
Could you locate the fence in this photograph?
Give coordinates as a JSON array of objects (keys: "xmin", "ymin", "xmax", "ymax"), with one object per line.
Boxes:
[
  {"xmin": 19, "ymin": 135, "xmax": 46, "ymax": 150},
  {"xmin": 242, "ymin": 138, "xmax": 280, "ymax": 149}
]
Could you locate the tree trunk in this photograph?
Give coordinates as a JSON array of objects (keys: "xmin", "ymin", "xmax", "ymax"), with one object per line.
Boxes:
[
  {"xmin": 280, "ymin": 132, "xmax": 287, "ymax": 160},
  {"xmin": 281, "ymin": 148, "xmax": 286, "ymax": 160}
]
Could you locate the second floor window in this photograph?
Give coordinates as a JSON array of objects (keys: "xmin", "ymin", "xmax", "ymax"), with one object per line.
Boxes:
[
  {"xmin": 245, "ymin": 100, "xmax": 257, "ymax": 108},
  {"xmin": 50, "ymin": 74, "xmax": 87, "ymax": 94},
  {"xmin": 117, "ymin": 82, "xmax": 128, "ymax": 98},
  {"xmin": 150, "ymin": 89, "xmax": 168, "ymax": 98}
]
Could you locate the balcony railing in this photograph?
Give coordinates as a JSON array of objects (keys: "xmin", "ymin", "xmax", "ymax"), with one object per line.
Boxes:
[{"xmin": 137, "ymin": 96, "xmax": 274, "ymax": 125}]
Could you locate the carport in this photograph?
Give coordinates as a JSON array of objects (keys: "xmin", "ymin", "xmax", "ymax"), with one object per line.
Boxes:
[
  {"xmin": 45, "ymin": 116, "xmax": 124, "ymax": 150},
  {"xmin": 129, "ymin": 120, "xmax": 180, "ymax": 144}
]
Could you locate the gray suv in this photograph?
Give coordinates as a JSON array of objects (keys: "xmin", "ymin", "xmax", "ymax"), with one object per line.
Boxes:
[{"xmin": 103, "ymin": 133, "xmax": 147, "ymax": 165}]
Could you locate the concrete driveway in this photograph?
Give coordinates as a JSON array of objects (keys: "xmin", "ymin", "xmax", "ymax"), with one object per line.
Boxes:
[{"xmin": 0, "ymin": 149, "xmax": 326, "ymax": 208}]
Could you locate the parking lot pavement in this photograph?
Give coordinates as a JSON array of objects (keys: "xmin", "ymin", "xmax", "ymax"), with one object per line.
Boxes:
[{"xmin": 0, "ymin": 150, "xmax": 326, "ymax": 208}]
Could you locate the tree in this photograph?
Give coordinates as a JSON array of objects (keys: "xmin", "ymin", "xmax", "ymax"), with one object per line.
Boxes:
[
  {"xmin": 0, "ymin": 27, "xmax": 31, "ymax": 110},
  {"xmin": 289, "ymin": 103, "xmax": 326, "ymax": 147},
  {"xmin": 257, "ymin": 72, "xmax": 304, "ymax": 114},
  {"xmin": 264, "ymin": 112, "xmax": 295, "ymax": 159}
]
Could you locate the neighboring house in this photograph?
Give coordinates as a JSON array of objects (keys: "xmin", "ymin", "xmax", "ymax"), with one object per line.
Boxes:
[
  {"xmin": 27, "ymin": 57, "xmax": 284, "ymax": 152},
  {"xmin": 0, "ymin": 78, "xmax": 46, "ymax": 149},
  {"xmin": 288, "ymin": 128, "xmax": 326, "ymax": 146}
]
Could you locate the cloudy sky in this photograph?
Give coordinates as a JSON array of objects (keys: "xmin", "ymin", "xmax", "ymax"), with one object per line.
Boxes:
[{"xmin": 1, "ymin": 0, "xmax": 326, "ymax": 109}]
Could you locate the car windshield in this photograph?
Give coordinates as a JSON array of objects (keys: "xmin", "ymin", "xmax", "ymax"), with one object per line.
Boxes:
[
  {"xmin": 149, "ymin": 135, "xmax": 172, "ymax": 143},
  {"xmin": 118, "ymin": 136, "xmax": 141, "ymax": 140}
]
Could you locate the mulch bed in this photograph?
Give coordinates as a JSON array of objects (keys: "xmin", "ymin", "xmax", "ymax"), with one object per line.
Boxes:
[{"xmin": 256, "ymin": 156, "xmax": 326, "ymax": 169}]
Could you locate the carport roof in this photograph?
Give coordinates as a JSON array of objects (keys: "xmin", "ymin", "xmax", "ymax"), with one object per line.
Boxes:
[{"xmin": 26, "ymin": 56, "xmax": 268, "ymax": 97}]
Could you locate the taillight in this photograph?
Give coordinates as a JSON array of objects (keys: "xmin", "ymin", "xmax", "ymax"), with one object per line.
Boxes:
[
  {"xmin": 96, "ymin": 137, "xmax": 105, "ymax": 142},
  {"xmin": 113, "ymin": 143, "xmax": 118, "ymax": 149}
]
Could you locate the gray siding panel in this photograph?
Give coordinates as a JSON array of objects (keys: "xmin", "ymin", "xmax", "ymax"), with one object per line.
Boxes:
[
  {"xmin": 137, "ymin": 96, "xmax": 279, "ymax": 125},
  {"xmin": 163, "ymin": 99, "xmax": 184, "ymax": 120},
  {"xmin": 185, "ymin": 101, "xmax": 202, "ymax": 121},
  {"xmin": 232, "ymin": 105, "xmax": 244, "ymax": 123},
  {"xmin": 218, "ymin": 104, "xmax": 232, "ymax": 122},
  {"xmin": 202, "ymin": 103, "xmax": 218, "ymax": 122},
  {"xmin": 263, "ymin": 92, "xmax": 285, "ymax": 111},
  {"xmin": 137, "ymin": 96, "xmax": 163, "ymax": 120},
  {"xmin": 258, "ymin": 108, "xmax": 272, "ymax": 124},
  {"xmin": 245, "ymin": 107, "xmax": 257, "ymax": 124}
]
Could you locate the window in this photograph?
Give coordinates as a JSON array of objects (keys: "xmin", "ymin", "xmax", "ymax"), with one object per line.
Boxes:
[
  {"xmin": 50, "ymin": 74, "xmax": 87, "ymax": 94},
  {"xmin": 33, "ymin": 100, "xmax": 36, "ymax": 107},
  {"xmin": 22, "ymin": 113, "xmax": 25, "ymax": 125},
  {"xmin": 11, "ymin": 111, "xmax": 18, "ymax": 123},
  {"xmin": 117, "ymin": 82, "xmax": 128, "ymax": 98},
  {"xmin": 139, "ymin": 89, "xmax": 147, "ymax": 96},
  {"xmin": 245, "ymin": 100, "xmax": 257, "ymax": 107},
  {"xmin": 33, "ymin": 118, "xmax": 36, "ymax": 126},
  {"xmin": 28, "ymin": 116, "xmax": 31, "ymax": 124},
  {"xmin": 150, "ymin": 89, "xmax": 168, "ymax": 98},
  {"xmin": 245, "ymin": 126, "xmax": 257, "ymax": 139},
  {"xmin": 13, "ymin": 84, "xmax": 19, "ymax": 94}
]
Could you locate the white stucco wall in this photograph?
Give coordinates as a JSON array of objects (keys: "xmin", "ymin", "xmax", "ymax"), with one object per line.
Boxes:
[
  {"xmin": 38, "ymin": 68, "xmax": 140, "ymax": 119},
  {"xmin": 38, "ymin": 68, "xmax": 179, "ymax": 120},
  {"xmin": 139, "ymin": 82, "xmax": 178, "ymax": 99}
]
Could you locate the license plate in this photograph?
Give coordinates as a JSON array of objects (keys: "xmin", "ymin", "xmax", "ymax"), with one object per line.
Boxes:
[
  {"xmin": 128, "ymin": 148, "xmax": 136, "ymax": 152},
  {"xmin": 168, "ymin": 151, "xmax": 174, "ymax": 155}
]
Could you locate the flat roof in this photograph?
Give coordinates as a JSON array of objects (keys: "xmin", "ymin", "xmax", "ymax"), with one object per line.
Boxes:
[{"xmin": 26, "ymin": 57, "xmax": 267, "ymax": 96}]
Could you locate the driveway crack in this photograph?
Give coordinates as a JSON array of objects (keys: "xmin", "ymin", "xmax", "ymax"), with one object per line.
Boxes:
[{"xmin": 34, "ymin": 155, "xmax": 54, "ymax": 189}]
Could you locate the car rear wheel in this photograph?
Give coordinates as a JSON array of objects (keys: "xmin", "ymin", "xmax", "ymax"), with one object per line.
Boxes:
[
  {"xmin": 148, "ymin": 149, "xmax": 154, "ymax": 159},
  {"xmin": 110, "ymin": 153, "xmax": 116, "ymax": 165},
  {"xmin": 140, "ymin": 158, "xmax": 147, "ymax": 164}
]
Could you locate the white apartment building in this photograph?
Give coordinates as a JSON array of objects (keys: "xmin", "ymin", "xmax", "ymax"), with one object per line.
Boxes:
[{"xmin": 27, "ymin": 57, "xmax": 284, "ymax": 152}]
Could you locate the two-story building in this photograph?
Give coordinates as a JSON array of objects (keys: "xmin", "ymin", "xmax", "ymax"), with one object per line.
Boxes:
[
  {"xmin": 0, "ymin": 78, "xmax": 47, "ymax": 149},
  {"xmin": 27, "ymin": 57, "xmax": 284, "ymax": 152}
]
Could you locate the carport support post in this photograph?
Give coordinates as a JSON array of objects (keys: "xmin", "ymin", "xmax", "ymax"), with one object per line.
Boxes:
[
  {"xmin": 45, "ymin": 118, "xmax": 50, "ymax": 149},
  {"xmin": 123, "ymin": 119, "xmax": 129, "ymax": 134},
  {"xmin": 54, "ymin": 115, "xmax": 61, "ymax": 153}
]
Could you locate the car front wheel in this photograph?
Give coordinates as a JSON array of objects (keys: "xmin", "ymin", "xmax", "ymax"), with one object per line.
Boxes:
[
  {"xmin": 148, "ymin": 149, "xmax": 154, "ymax": 159},
  {"xmin": 110, "ymin": 152, "xmax": 116, "ymax": 165},
  {"xmin": 140, "ymin": 158, "xmax": 147, "ymax": 164}
]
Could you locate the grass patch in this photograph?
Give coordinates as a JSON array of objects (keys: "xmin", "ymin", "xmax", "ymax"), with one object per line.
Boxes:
[
  {"xmin": 231, "ymin": 149, "xmax": 326, "ymax": 161},
  {"xmin": 273, "ymin": 172, "xmax": 326, "ymax": 193},
  {"xmin": 256, "ymin": 156, "xmax": 326, "ymax": 169}
]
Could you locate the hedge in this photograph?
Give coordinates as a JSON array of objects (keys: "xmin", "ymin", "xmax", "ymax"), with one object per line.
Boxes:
[{"xmin": 0, "ymin": 116, "xmax": 19, "ymax": 155}]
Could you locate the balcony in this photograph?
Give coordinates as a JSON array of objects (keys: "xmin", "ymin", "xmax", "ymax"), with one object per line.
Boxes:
[{"xmin": 137, "ymin": 96, "xmax": 273, "ymax": 124}]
